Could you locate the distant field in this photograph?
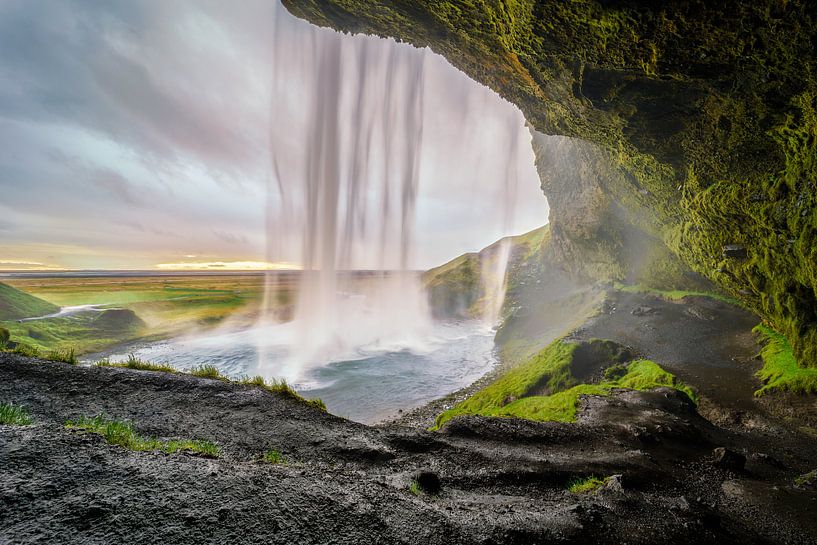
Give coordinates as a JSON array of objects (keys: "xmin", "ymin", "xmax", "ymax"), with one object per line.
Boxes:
[{"xmin": 1, "ymin": 274, "xmax": 296, "ymax": 354}]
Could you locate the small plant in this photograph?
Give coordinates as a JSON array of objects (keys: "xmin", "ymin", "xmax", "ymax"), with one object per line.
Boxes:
[
  {"xmin": 262, "ymin": 449, "xmax": 285, "ymax": 464},
  {"xmin": 567, "ymin": 475, "xmax": 606, "ymax": 494},
  {"xmin": 0, "ymin": 326, "xmax": 10, "ymax": 348},
  {"xmin": 0, "ymin": 402, "xmax": 34, "ymax": 425},
  {"xmin": 45, "ymin": 347, "xmax": 77, "ymax": 365},
  {"xmin": 66, "ymin": 414, "xmax": 220, "ymax": 458},
  {"xmin": 190, "ymin": 364, "xmax": 225, "ymax": 380},
  {"xmin": 409, "ymin": 480, "xmax": 421, "ymax": 496}
]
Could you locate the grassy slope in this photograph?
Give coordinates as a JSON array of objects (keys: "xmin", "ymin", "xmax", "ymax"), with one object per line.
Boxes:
[
  {"xmin": 423, "ymin": 225, "xmax": 549, "ymax": 319},
  {"xmin": 434, "ymin": 338, "xmax": 695, "ymax": 429},
  {"xmin": 0, "ymin": 283, "xmax": 59, "ymax": 321}
]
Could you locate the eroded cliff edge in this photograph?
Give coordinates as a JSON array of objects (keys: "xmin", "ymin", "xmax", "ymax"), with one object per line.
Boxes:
[{"xmin": 282, "ymin": 0, "xmax": 817, "ymax": 366}]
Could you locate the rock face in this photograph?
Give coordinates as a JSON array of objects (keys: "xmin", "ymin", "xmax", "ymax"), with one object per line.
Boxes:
[{"xmin": 282, "ymin": 0, "xmax": 817, "ymax": 365}]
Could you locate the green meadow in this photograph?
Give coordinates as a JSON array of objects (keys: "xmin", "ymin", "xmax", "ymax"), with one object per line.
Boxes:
[{"xmin": 0, "ymin": 274, "xmax": 295, "ymax": 355}]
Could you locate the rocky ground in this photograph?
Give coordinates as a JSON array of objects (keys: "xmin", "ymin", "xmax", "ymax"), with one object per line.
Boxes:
[{"xmin": 1, "ymin": 291, "xmax": 816, "ymax": 544}]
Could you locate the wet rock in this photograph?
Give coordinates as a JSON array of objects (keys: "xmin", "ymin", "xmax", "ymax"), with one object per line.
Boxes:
[
  {"xmin": 631, "ymin": 306, "xmax": 658, "ymax": 317},
  {"xmin": 412, "ymin": 468, "xmax": 441, "ymax": 494},
  {"xmin": 722, "ymin": 245, "xmax": 748, "ymax": 259},
  {"xmin": 711, "ymin": 447, "xmax": 745, "ymax": 471}
]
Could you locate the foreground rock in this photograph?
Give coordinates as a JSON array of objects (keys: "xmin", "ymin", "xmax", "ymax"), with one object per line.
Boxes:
[{"xmin": 2, "ymin": 352, "xmax": 816, "ymax": 544}]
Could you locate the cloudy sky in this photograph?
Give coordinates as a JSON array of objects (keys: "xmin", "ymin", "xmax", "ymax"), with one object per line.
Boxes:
[{"xmin": 0, "ymin": 0, "xmax": 548, "ymax": 271}]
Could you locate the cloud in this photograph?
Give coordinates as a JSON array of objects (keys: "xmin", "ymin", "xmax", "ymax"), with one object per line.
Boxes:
[{"xmin": 0, "ymin": 0, "xmax": 548, "ymax": 271}]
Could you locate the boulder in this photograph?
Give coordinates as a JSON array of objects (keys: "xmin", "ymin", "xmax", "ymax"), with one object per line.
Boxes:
[
  {"xmin": 711, "ymin": 447, "xmax": 746, "ymax": 471},
  {"xmin": 412, "ymin": 468, "xmax": 441, "ymax": 494}
]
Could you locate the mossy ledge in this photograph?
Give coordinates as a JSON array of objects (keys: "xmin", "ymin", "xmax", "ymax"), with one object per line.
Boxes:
[
  {"xmin": 283, "ymin": 0, "xmax": 817, "ymax": 368},
  {"xmin": 433, "ymin": 338, "xmax": 696, "ymax": 430}
]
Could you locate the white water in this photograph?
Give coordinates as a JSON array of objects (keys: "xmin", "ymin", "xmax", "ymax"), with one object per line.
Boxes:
[{"xmin": 253, "ymin": 6, "xmax": 525, "ymax": 383}]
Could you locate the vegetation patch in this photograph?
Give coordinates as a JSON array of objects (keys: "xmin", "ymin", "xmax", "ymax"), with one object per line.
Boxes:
[
  {"xmin": 0, "ymin": 282, "xmax": 59, "ymax": 321},
  {"xmin": 567, "ymin": 475, "xmax": 606, "ymax": 494},
  {"xmin": 65, "ymin": 414, "xmax": 219, "ymax": 458},
  {"xmin": 409, "ymin": 480, "xmax": 421, "ymax": 496},
  {"xmin": 190, "ymin": 364, "xmax": 226, "ymax": 380},
  {"xmin": 753, "ymin": 325, "xmax": 817, "ymax": 397},
  {"xmin": 96, "ymin": 354, "xmax": 178, "ymax": 374},
  {"xmin": 0, "ymin": 402, "xmax": 34, "ymax": 426},
  {"xmin": 615, "ymin": 283, "xmax": 740, "ymax": 306},
  {"xmin": 262, "ymin": 449, "xmax": 285, "ymax": 464},
  {"xmin": 434, "ymin": 338, "xmax": 695, "ymax": 429},
  {"xmin": 239, "ymin": 375, "xmax": 327, "ymax": 412}
]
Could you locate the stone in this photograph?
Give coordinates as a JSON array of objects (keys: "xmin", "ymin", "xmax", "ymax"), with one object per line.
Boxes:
[
  {"xmin": 603, "ymin": 474, "xmax": 624, "ymax": 493},
  {"xmin": 711, "ymin": 447, "xmax": 746, "ymax": 471},
  {"xmin": 631, "ymin": 306, "xmax": 658, "ymax": 317},
  {"xmin": 722, "ymin": 245, "xmax": 748, "ymax": 259},
  {"xmin": 412, "ymin": 468, "xmax": 441, "ymax": 494}
]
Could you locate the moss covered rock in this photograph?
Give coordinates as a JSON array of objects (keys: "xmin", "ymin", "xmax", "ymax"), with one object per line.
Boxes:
[{"xmin": 284, "ymin": 0, "xmax": 817, "ymax": 366}]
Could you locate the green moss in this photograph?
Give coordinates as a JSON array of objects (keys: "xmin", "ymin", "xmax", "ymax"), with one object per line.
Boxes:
[
  {"xmin": 753, "ymin": 324, "xmax": 817, "ymax": 396},
  {"xmin": 567, "ymin": 475, "xmax": 606, "ymax": 494},
  {"xmin": 66, "ymin": 414, "xmax": 220, "ymax": 458},
  {"xmin": 0, "ymin": 402, "xmax": 34, "ymax": 426},
  {"xmin": 434, "ymin": 337, "xmax": 694, "ymax": 429}
]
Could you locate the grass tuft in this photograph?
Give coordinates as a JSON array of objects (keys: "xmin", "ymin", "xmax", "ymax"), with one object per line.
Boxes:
[
  {"xmin": 753, "ymin": 325, "xmax": 817, "ymax": 396},
  {"xmin": 0, "ymin": 402, "xmax": 34, "ymax": 425},
  {"xmin": 66, "ymin": 414, "xmax": 219, "ymax": 458},
  {"xmin": 96, "ymin": 354, "xmax": 177, "ymax": 374},
  {"xmin": 45, "ymin": 347, "xmax": 77, "ymax": 365},
  {"xmin": 189, "ymin": 364, "xmax": 225, "ymax": 380},
  {"xmin": 409, "ymin": 480, "xmax": 421, "ymax": 496},
  {"xmin": 10, "ymin": 343, "xmax": 41, "ymax": 359},
  {"xmin": 262, "ymin": 449, "xmax": 285, "ymax": 464},
  {"xmin": 241, "ymin": 376, "xmax": 327, "ymax": 412},
  {"xmin": 567, "ymin": 475, "xmax": 606, "ymax": 494}
]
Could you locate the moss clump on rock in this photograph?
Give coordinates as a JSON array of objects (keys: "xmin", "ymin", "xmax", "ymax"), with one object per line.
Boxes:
[{"xmin": 433, "ymin": 338, "xmax": 695, "ymax": 429}]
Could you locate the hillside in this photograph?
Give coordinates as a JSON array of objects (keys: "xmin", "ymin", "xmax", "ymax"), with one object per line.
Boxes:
[
  {"xmin": 0, "ymin": 282, "xmax": 59, "ymax": 321},
  {"xmin": 423, "ymin": 224, "xmax": 550, "ymax": 319}
]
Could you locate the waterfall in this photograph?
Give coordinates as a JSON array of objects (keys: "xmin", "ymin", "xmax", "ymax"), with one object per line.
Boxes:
[{"xmin": 261, "ymin": 14, "xmax": 432, "ymax": 382}]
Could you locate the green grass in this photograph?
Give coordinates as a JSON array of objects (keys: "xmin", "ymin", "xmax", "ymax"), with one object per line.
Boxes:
[
  {"xmin": 409, "ymin": 480, "xmax": 421, "ymax": 496},
  {"xmin": 5, "ymin": 342, "xmax": 77, "ymax": 364},
  {"xmin": 0, "ymin": 402, "xmax": 34, "ymax": 425},
  {"xmin": 190, "ymin": 364, "xmax": 225, "ymax": 380},
  {"xmin": 434, "ymin": 338, "xmax": 696, "ymax": 429},
  {"xmin": 45, "ymin": 347, "xmax": 77, "ymax": 365},
  {"xmin": 96, "ymin": 354, "xmax": 178, "ymax": 374},
  {"xmin": 240, "ymin": 375, "xmax": 327, "ymax": 412},
  {"xmin": 794, "ymin": 469, "xmax": 817, "ymax": 488},
  {"xmin": 65, "ymin": 414, "xmax": 219, "ymax": 458},
  {"xmin": 567, "ymin": 476, "xmax": 606, "ymax": 494},
  {"xmin": 262, "ymin": 449, "xmax": 285, "ymax": 464},
  {"xmin": 753, "ymin": 325, "xmax": 817, "ymax": 397}
]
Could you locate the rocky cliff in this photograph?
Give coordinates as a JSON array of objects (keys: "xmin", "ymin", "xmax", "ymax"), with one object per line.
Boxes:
[{"xmin": 283, "ymin": 0, "xmax": 817, "ymax": 367}]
